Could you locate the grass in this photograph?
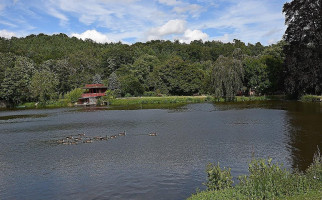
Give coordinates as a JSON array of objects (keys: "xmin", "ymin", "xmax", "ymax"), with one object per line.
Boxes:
[
  {"xmin": 188, "ymin": 149, "xmax": 322, "ymax": 200},
  {"xmin": 20, "ymin": 99, "xmax": 72, "ymax": 109},
  {"xmin": 16, "ymin": 95, "xmax": 276, "ymax": 109},
  {"xmin": 109, "ymin": 96, "xmax": 209, "ymax": 105},
  {"xmin": 188, "ymin": 188, "xmax": 322, "ymax": 200},
  {"xmin": 300, "ymin": 95, "xmax": 322, "ymax": 102},
  {"xmin": 109, "ymin": 95, "xmax": 274, "ymax": 106}
]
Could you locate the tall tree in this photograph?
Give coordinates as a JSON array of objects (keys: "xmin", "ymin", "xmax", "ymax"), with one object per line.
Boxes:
[
  {"xmin": 243, "ymin": 56, "xmax": 270, "ymax": 94},
  {"xmin": 156, "ymin": 56, "xmax": 204, "ymax": 95},
  {"xmin": 0, "ymin": 56, "xmax": 35, "ymax": 106},
  {"xmin": 29, "ymin": 70, "xmax": 59, "ymax": 103},
  {"xmin": 92, "ymin": 74, "xmax": 102, "ymax": 84},
  {"xmin": 210, "ymin": 55, "xmax": 244, "ymax": 100},
  {"xmin": 108, "ymin": 72, "xmax": 121, "ymax": 90},
  {"xmin": 283, "ymin": 0, "xmax": 322, "ymax": 97}
]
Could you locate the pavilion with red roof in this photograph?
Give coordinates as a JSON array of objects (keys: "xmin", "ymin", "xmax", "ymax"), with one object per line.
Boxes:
[{"xmin": 78, "ymin": 84, "xmax": 108, "ymax": 105}]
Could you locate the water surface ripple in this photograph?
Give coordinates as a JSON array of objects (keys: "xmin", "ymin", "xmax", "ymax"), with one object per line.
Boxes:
[{"xmin": 0, "ymin": 101, "xmax": 321, "ymax": 199}]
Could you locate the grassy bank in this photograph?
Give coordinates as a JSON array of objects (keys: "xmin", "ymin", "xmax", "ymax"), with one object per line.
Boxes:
[
  {"xmin": 109, "ymin": 96, "xmax": 208, "ymax": 105},
  {"xmin": 109, "ymin": 95, "xmax": 274, "ymax": 106},
  {"xmin": 20, "ymin": 99, "xmax": 73, "ymax": 109},
  {"xmin": 188, "ymin": 150, "xmax": 322, "ymax": 200},
  {"xmin": 300, "ymin": 95, "xmax": 322, "ymax": 102},
  {"xmin": 16, "ymin": 95, "xmax": 276, "ymax": 109}
]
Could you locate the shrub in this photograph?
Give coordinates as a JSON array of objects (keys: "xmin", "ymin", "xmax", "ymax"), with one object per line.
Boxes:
[
  {"xmin": 124, "ymin": 93, "xmax": 132, "ymax": 97},
  {"xmin": 190, "ymin": 149, "xmax": 322, "ymax": 200},
  {"xmin": 205, "ymin": 163, "xmax": 233, "ymax": 191},
  {"xmin": 300, "ymin": 95, "xmax": 322, "ymax": 102},
  {"xmin": 143, "ymin": 91, "xmax": 156, "ymax": 97},
  {"xmin": 64, "ymin": 88, "xmax": 84, "ymax": 103}
]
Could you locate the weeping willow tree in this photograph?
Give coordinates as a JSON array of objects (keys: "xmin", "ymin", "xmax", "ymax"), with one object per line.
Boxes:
[{"xmin": 211, "ymin": 54, "xmax": 244, "ymax": 101}]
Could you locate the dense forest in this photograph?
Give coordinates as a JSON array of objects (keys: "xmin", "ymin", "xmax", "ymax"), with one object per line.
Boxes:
[
  {"xmin": 1, "ymin": 0, "xmax": 321, "ymax": 107},
  {"xmin": 0, "ymin": 34, "xmax": 286, "ymax": 106}
]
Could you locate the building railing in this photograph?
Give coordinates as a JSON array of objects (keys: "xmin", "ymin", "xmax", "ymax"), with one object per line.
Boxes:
[{"xmin": 81, "ymin": 93, "xmax": 105, "ymax": 98}]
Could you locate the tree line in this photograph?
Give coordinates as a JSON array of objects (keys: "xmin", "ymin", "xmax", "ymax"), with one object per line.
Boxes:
[
  {"xmin": 0, "ymin": 34, "xmax": 286, "ymax": 106},
  {"xmin": 1, "ymin": 0, "xmax": 321, "ymax": 107}
]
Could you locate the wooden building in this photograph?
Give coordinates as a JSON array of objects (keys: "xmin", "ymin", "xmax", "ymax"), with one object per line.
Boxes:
[{"xmin": 78, "ymin": 84, "xmax": 108, "ymax": 105}]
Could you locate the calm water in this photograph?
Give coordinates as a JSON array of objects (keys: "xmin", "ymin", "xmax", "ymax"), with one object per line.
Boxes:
[{"xmin": 0, "ymin": 101, "xmax": 321, "ymax": 200}]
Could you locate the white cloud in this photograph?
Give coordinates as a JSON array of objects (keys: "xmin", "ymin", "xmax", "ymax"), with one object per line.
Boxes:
[
  {"xmin": 158, "ymin": 0, "xmax": 203, "ymax": 17},
  {"xmin": 173, "ymin": 4, "xmax": 201, "ymax": 14},
  {"xmin": 0, "ymin": 29, "xmax": 16, "ymax": 38},
  {"xmin": 213, "ymin": 33, "xmax": 231, "ymax": 43},
  {"xmin": 192, "ymin": 0, "xmax": 285, "ymax": 44},
  {"xmin": 179, "ymin": 29, "xmax": 209, "ymax": 43},
  {"xmin": 71, "ymin": 30, "xmax": 111, "ymax": 43},
  {"xmin": 47, "ymin": 8, "xmax": 68, "ymax": 26},
  {"xmin": 158, "ymin": 0, "xmax": 180, "ymax": 6},
  {"xmin": 0, "ymin": 0, "xmax": 286, "ymax": 45},
  {"xmin": 148, "ymin": 19, "xmax": 186, "ymax": 40}
]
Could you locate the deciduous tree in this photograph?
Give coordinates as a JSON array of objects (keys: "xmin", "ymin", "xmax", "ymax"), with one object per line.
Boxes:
[{"xmin": 283, "ymin": 0, "xmax": 322, "ymax": 97}]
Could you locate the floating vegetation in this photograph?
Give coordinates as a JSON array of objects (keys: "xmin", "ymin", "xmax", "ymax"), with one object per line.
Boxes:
[{"xmin": 56, "ymin": 131, "xmax": 156, "ymax": 145}]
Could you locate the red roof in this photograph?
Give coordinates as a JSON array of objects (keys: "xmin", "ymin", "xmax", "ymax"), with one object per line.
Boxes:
[{"xmin": 83, "ymin": 84, "xmax": 108, "ymax": 89}]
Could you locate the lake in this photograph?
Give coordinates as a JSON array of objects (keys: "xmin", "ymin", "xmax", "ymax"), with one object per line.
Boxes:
[{"xmin": 0, "ymin": 101, "xmax": 321, "ymax": 200}]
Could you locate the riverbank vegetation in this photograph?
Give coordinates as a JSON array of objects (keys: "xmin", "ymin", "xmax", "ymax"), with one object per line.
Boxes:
[
  {"xmin": 1, "ymin": 0, "xmax": 321, "ymax": 108},
  {"xmin": 0, "ymin": 34, "xmax": 286, "ymax": 108},
  {"xmin": 188, "ymin": 149, "xmax": 322, "ymax": 200},
  {"xmin": 18, "ymin": 95, "xmax": 275, "ymax": 109},
  {"xmin": 300, "ymin": 95, "xmax": 322, "ymax": 103}
]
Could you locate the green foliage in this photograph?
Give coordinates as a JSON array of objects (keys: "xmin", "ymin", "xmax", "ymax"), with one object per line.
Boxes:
[
  {"xmin": 205, "ymin": 163, "xmax": 233, "ymax": 191},
  {"xmin": 92, "ymin": 74, "xmax": 102, "ymax": 84},
  {"xmin": 101, "ymin": 89, "xmax": 116, "ymax": 105},
  {"xmin": 190, "ymin": 151, "xmax": 322, "ymax": 200},
  {"xmin": 108, "ymin": 72, "xmax": 121, "ymax": 90},
  {"xmin": 306, "ymin": 147, "xmax": 322, "ymax": 181},
  {"xmin": 29, "ymin": 70, "xmax": 59, "ymax": 103},
  {"xmin": 109, "ymin": 96, "xmax": 207, "ymax": 106},
  {"xmin": 120, "ymin": 75, "xmax": 144, "ymax": 96},
  {"xmin": 156, "ymin": 56, "xmax": 204, "ymax": 95},
  {"xmin": 210, "ymin": 55, "xmax": 244, "ymax": 100},
  {"xmin": 243, "ymin": 56, "xmax": 270, "ymax": 94},
  {"xmin": 0, "ymin": 56, "xmax": 35, "ymax": 106},
  {"xmin": 0, "ymin": 33, "xmax": 289, "ymax": 105},
  {"xmin": 300, "ymin": 95, "xmax": 322, "ymax": 102},
  {"xmin": 64, "ymin": 88, "xmax": 84, "ymax": 103},
  {"xmin": 143, "ymin": 91, "xmax": 156, "ymax": 97},
  {"xmin": 283, "ymin": 0, "xmax": 322, "ymax": 97}
]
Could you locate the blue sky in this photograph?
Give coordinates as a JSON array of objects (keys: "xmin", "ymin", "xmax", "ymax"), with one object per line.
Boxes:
[{"xmin": 0, "ymin": 0, "xmax": 288, "ymax": 45}]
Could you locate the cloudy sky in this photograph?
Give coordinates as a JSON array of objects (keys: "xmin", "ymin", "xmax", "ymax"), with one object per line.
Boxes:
[{"xmin": 0, "ymin": 0, "xmax": 287, "ymax": 45}]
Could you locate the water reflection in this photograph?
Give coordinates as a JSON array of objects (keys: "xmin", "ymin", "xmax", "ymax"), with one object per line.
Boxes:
[
  {"xmin": 284, "ymin": 102, "xmax": 322, "ymax": 171},
  {"xmin": 0, "ymin": 101, "xmax": 321, "ymax": 199}
]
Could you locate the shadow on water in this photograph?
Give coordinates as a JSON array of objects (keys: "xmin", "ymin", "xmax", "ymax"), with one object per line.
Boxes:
[
  {"xmin": 71, "ymin": 103, "xmax": 188, "ymax": 112},
  {"xmin": 214, "ymin": 100, "xmax": 322, "ymax": 172},
  {"xmin": 284, "ymin": 102, "xmax": 322, "ymax": 171},
  {"xmin": 0, "ymin": 114, "xmax": 48, "ymax": 121}
]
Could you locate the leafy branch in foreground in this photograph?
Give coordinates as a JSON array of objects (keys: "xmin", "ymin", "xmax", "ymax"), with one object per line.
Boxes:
[{"xmin": 191, "ymin": 147, "xmax": 322, "ymax": 200}]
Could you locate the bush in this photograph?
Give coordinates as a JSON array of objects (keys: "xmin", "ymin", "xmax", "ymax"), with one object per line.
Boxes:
[
  {"xmin": 190, "ymin": 150, "xmax": 322, "ymax": 200},
  {"xmin": 205, "ymin": 163, "xmax": 233, "ymax": 191},
  {"xmin": 300, "ymin": 95, "xmax": 322, "ymax": 102},
  {"xmin": 124, "ymin": 93, "xmax": 132, "ymax": 97},
  {"xmin": 143, "ymin": 91, "xmax": 156, "ymax": 97},
  {"xmin": 64, "ymin": 88, "xmax": 84, "ymax": 103}
]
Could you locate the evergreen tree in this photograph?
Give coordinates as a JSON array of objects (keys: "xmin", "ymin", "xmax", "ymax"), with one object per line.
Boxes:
[
  {"xmin": 108, "ymin": 72, "xmax": 120, "ymax": 90},
  {"xmin": 92, "ymin": 74, "xmax": 102, "ymax": 84}
]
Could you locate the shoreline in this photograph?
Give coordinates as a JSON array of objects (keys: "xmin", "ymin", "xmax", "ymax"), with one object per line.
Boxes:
[{"xmin": 11, "ymin": 95, "xmax": 281, "ymax": 109}]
